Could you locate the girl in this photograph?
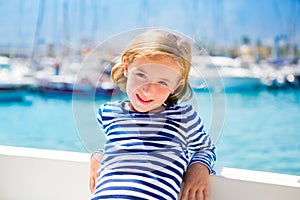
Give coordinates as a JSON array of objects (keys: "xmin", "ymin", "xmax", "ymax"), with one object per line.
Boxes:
[{"xmin": 89, "ymin": 29, "xmax": 216, "ymax": 200}]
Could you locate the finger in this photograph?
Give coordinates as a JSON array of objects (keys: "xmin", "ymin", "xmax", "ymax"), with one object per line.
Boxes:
[
  {"xmin": 188, "ymin": 189, "xmax": 195, "ymax": 200},
  {"xmin": 179, "ymin": 187, "xmax": 188, "ymax": 200},
  {"xmin": 196, "ymin": 190, "xmax": 202, "ymax": 200},
  {"xmin": 89, "ymin": 177, "xmax": 95, "ymax": 193},
  {"xmin": 203, "ymin": 188, "xmax": 209, "ymax": 200}
]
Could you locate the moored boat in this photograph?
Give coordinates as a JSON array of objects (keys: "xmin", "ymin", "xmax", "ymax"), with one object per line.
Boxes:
[
  {"xmin": 190, "ymin": 56, "xmax": 263, "ymax": 91},
  {"xmin": 36, "ymin": 74, "xmax": 116, "ymax": 99},
  {"xmin": 0, "ymin": 56, "xmax": 32, "ymax": 102}
]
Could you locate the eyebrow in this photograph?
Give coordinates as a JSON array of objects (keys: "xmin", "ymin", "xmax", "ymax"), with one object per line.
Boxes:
[{"xmin": 135, "ymin": 68, "xmax": 173, "ymax": 83}]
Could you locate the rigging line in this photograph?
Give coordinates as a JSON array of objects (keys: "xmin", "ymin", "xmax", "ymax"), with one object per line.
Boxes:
[
  {"xmin": 272, "ymin": 0, "xmax": 286, "ymax": 33},
  {"xmin": 31, "ymin": 0, "xmax": 45, "ymax": 68}
]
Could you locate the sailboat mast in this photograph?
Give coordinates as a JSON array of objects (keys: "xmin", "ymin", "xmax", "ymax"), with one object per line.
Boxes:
[
  {"xmin": 62, "ymin": 0, "xmax": 70, "ymax": 57},
  {"xmin": 31, "ymin": 0, "xmax": 45, "ymax": 69}
]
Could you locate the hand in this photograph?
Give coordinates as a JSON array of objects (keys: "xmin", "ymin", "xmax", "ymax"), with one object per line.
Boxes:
[
  {"xmin": 89, "ymin": 152, "xmax": 103, "ymax": 193},
  {"xmin": 180, "ymin": 163, "xmax": 210, "ymax": 200}
]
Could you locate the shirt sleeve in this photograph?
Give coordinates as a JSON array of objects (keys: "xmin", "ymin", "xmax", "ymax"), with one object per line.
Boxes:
[
  {"xmin": 186, "ymin": 109, "xmax": 217, "ymax": 174},
  {"xmin": 96, "ymin": 104, "xmax": 104, "ymax": 129},
  {"xmin": 94, "ymin": 104, "xmax": 105, "ymax": 154}
]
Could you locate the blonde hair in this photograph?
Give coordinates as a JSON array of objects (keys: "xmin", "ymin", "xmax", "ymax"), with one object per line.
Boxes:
[{"xmin": 111, "ymin": 29, "xmax": 193, "ymax": 105}]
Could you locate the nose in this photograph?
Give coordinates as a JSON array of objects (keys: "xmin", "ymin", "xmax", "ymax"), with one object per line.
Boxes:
[{"xmin": 141, "ymin": 82, "xmax": 158, "ymax": 93}]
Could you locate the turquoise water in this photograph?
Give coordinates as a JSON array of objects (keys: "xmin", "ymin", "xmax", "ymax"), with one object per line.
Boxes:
[{"xmin": 1, "ymin": 89, "xmax": 300, "ymax": 176}]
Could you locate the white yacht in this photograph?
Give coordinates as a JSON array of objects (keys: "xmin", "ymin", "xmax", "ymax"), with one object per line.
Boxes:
[
  {"xmin": 0, "ymin": 145, "xmax": 299, "ymax": 200},
  {"xmin": 0, "ymin": 56, "xmax": 33, "ymax": 101},
  {"xmin": 190, "ymin": 56, "xmax": 263, "ymax": 91}
]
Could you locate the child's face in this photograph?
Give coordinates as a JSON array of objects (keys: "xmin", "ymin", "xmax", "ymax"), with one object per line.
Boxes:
[{"xmin": 124, "ymin": 56, "xmax": 184, "ymax": 112}]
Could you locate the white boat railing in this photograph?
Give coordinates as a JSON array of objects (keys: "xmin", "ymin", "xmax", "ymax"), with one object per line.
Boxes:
[{"xmin": 0, "ymin": 145, "xmax": 299, "ymax": 200}]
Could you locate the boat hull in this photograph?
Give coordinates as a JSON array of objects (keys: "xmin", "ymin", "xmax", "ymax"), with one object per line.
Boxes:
[
  {"xmin": 190, "ymin": 76, "xmax": 263, "ymax": 91},
  {"xmin": 38, "ymin": 85, "xmax": 116, "ymax": 99},
  {"xmin": 0, "ymin": 85, "xmax": 30, "ymax": 102}
]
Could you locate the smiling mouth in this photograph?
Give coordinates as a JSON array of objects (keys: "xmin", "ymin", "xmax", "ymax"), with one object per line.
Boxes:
[{"xmin": 136, "ymin": 94, "xmax": 153, "ymax": 103}]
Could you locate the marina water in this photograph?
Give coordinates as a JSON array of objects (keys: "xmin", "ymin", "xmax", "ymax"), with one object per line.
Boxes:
[{"xmin": 1, "ymin": 89, "xmax": 300, "ymax": 176}]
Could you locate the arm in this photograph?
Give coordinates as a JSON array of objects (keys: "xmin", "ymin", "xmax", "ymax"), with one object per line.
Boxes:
[
  {"xmin": 90, "ymin": 104, "xmax": 105, "ymax": 193},
  {"xmin": 180, "ymin": 143, "xmax": 216, "ymax": 200},
  {"xmin": 180, "ymin": 162, "xmax": 210, "ymax": 200},
  {"xmin": 89, "ymin": 151, "xmax": 103, "ymax": 193},
  {"xmin": 180, "ymin": 110, "xmax": 216, "ymax": 200}
]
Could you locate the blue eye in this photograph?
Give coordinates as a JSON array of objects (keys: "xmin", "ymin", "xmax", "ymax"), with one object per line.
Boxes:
[
  {"xmin": 135, "ymin": 72, "xmax": 147, "ymax": 79},
  {"xmin": 158, "ymin": 81, "xmax": 168, "ymax": 86}
]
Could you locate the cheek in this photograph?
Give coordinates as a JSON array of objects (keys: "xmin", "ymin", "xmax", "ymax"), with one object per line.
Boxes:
[
  {"xmin": 155, "ymin": 90, "xmax": 171, "ymax": 102},
  {"xmin": 126, "ymin": 79, "xmax": 141, "ymax": 99},
  {"xmin": 125, "ymin": 82, "xmax": 133, "ymax": 98},
  {"xmin": 126, "ymin": 79, "xmax": 137, "ymax": 92}
]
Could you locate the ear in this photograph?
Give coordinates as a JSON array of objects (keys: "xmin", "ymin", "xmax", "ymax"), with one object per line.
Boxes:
[
  {"xmin": 176, "ymin": 79, "xmax": 185, "ymax": 89},
  {"xmin": 172, "ymin": 79, "xmax": 185, "ymax": 94},
  {"xmin": 123, "ymin": 57, "xmax": 129, "ymax": 77},
  {"xmin": 178, "ymin": 79, "xmax": 185, "ymax": 86}
]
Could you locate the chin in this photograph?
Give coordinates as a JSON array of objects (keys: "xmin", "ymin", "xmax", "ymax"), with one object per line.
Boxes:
[{"xmin": 134, "ymin": 105, "xmax": 151, "ymax": 113}]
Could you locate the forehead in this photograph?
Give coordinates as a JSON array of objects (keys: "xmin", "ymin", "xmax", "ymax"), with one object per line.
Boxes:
[
  {"xmin": 130, "ymin": 56, "xmax": 182, "ymax": 76},
  {"xmin": 131, "ymin": 64, "xmax": 183, "ymax": 81}
]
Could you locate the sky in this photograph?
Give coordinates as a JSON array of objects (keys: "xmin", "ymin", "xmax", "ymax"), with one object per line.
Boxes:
[{"xmin": 0, "ymin": 0, "xmax": 299, "ymax": 50}]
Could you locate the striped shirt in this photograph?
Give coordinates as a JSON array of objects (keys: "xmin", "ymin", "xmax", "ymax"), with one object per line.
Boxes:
[{"xmin": 90, "ymin": 100, "xmax": 216, "ymax": 200}]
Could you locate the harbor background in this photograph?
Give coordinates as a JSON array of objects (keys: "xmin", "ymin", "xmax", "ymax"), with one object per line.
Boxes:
[
  {"xmin": 1, "ymin": 89, "xmax": 300, "ymax": 176},
  {"xmin": 1, "ymin": 0, "xmax": 300, "ymax": 177}
]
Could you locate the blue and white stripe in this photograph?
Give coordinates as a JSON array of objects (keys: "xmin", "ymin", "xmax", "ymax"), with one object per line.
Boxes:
[{"xmin": 90, "ymin": 100, "xmax": 216, "ymax": 200}]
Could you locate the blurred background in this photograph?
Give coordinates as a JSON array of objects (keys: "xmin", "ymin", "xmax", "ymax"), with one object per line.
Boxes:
[
  {"xmin": 0, "ymin": 0, "xmax": 300, "ymax": 176},
  {"xmin": 1, "ymin": 0, "xmax": 299, "ymax": 59}
]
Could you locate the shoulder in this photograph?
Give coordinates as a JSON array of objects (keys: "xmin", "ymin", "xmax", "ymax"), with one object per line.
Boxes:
[
  {"xmin": 98, "ymin": 100, "xmax": 124, "ymax": 113},
  {"xmin": 165, "ymin": 104, "xmax": 194, "ymax": 115},
  {"xmin": 164, "ymin": 104, "xmax": 200, "ymax": 121}
]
